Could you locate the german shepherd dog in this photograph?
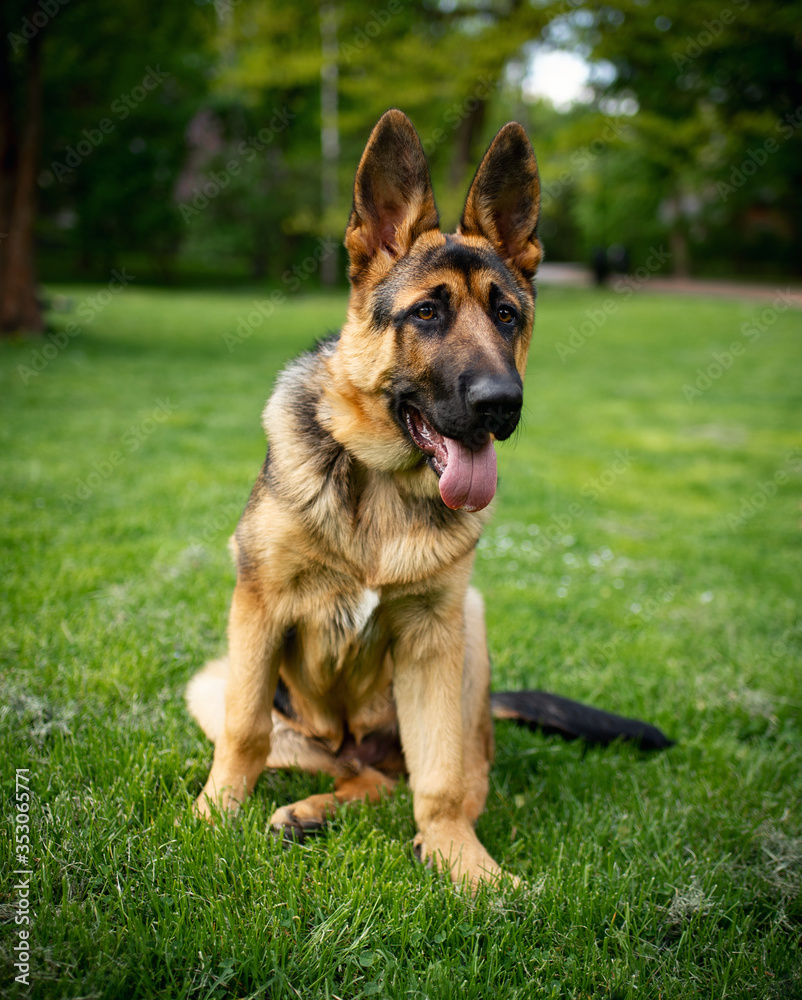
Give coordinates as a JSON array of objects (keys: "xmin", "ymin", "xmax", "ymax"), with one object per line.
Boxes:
[{"xmin": 187, "ymin": 110, "xmax": 671, "ymax": 889}]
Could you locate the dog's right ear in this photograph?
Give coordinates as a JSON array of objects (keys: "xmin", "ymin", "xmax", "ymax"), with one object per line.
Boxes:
[{"xmin": 345, "ymin": 109, "xmax": 439, "ymax": 283}]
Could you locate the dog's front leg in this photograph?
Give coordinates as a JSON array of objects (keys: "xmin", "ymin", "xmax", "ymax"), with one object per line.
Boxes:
[
  {"xmin": 390, "ymin": 588, "xmax": 502, "ymax": 890},
  {"xmin": 195, "ymin": 580, "xmax": 282, "ymax": 819}
]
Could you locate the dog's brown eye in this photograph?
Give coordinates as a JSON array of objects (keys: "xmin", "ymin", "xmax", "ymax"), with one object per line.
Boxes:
[
  {"xmin": 497, "ymin": 306, "xmax": 515, "ymax": 323},
  {"xmin": 415, "ymin": 305, "xmax": 435, "ymax": 321}
]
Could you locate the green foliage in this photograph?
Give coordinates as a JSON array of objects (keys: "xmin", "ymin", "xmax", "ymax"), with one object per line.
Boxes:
[
  {"xmin": 12, "ymin": 0, "xmax": 802, "ymax": 280},
  {"xmin": 35, "ymin": 0, "xmax": 216, "ymax": 277},
  {"xmin": 569, "ymin": 0, "xmax": 802, "ymax": 273},
  {"xmin": 1, "ymin": 286, "xmax": 801, "ymax": 997},
  {"xmin": 211, "ymin": 0, "xmax": 553, "ymax": 231},
  {"xmin": 173, "ymin": 103, "xmax": 321, "ymax": 281}
]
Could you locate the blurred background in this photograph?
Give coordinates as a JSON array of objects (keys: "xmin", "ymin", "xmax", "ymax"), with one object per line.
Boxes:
[{"xmin": 2, "ymin": 0, "xmax": 802, "ymax": 332}]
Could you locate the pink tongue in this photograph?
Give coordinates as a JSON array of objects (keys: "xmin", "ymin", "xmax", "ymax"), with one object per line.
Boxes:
[{"xmin": 438, "ymin": 436, "xmax": 497, "ymax": 511}]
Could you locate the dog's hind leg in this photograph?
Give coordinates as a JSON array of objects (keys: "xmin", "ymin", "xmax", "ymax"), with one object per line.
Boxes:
[{"xmin": 186, "ymin": 657, "xmax": 229, "ymax": 743}]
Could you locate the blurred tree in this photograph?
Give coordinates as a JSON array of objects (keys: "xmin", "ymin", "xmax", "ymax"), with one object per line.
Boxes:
[
  {"xmin": 570, "ymin": 0, "xmax": 802, "ymax": 275},
  {"xmin": 38, "ymin": 0, "xmax": 215, "ymax": 279},
  {"xmin": 1, "ymin": 0, "xmax": 215, "ymax": 334},
  {"xmin": 6, "ymin": 0, "xmax": 799, "ymax": 307},
  {"xmin": 207, "ymin": 0, "xmax": 553, "ymax": 261}
]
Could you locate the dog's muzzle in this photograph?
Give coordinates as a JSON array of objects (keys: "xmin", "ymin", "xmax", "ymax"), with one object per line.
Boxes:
[{"xmin": 402, "ymin": 372, "xmax": 522, "ymax": 513}]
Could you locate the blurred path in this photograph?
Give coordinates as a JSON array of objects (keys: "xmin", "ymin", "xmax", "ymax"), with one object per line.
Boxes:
[
  {"xmin": 536, "ymin": 262, "xmax": 594, "ymax": 286},
  {"xmin": 537, "ymin": 261, "xmax": 802, "ymax": 307}
]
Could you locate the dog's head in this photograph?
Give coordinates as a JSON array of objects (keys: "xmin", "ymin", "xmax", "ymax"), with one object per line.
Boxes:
[{"xmin": 327, "ymin": 109, "xmax": 541, "ymax": 513}]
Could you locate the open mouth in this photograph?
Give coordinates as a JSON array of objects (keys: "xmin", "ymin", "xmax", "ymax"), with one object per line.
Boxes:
[{"xmin": 402, "ymin": 405, "xmax": 498, "ymax": 512}]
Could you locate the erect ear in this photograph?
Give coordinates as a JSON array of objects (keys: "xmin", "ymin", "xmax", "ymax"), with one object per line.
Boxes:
[
  {"xmin": 458, "ymin": 122, "xmax": 542, "ymax": 279},
  {"xmin": 344, "ymin": 109, "xmax": 439, "ymax": 283}
]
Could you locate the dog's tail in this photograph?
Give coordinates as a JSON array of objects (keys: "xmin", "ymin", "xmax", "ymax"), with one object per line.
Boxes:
[
  {"xmin": 185, "ymin": 657, "xmax": 229, "ymax": 743},
  {"xmin": 491, "ymin": 690, "xmax": 674, "ymax": 750}
]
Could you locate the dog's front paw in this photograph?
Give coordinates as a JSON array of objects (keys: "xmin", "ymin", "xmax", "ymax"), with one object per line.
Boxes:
[
  {"xmin": 193, "ymin": 787, "xmax": 244, "ymax": 824},
  {"xmin": 412, "ymin": 825, "xmax": 511, "ymax": 891},
  {"xmin": 269, "ymin": 795, "xmax": 336, "ymax": 845}
]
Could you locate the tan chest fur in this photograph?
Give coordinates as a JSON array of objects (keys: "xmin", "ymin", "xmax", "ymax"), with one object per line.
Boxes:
[{"xmin": 236, "ymin": 464, "xmax": 486, "ymax": 747}]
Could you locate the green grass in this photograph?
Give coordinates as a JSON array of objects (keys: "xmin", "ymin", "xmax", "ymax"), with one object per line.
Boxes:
[{"xmin": 1, "ymin": 282, "xmax": 801, "ymax": 999}]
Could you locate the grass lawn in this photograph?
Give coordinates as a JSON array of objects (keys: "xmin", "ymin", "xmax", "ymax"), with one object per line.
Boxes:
[{"xmin": 1, "ymin": 281, "xmax": 801, "ymax": 999}]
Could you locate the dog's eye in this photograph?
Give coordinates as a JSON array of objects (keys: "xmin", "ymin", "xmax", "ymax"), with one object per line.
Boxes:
[
  {"xmin": 415, "ymin": 304, "xmax": 436, "ymax": 321},
  {"xmin": 497, "ymin": 306, "xmax": 515, "ymax": 324}
]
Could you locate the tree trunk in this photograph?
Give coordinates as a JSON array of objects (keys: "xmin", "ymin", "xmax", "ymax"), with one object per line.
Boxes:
[
  {"xmin": 0, "ymin": 20, "xmax": 16, "ymax": 251},
  {"xmin": 669, "ymin": 227, "xmax": 690, "ymax": 279},
  {"xmin": 0, "ymin": 13, "xmax": 44, "ymax": 335}
]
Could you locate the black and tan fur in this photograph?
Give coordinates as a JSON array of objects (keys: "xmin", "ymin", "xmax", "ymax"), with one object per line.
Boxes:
[{"xmin": 187, "ymin": 110, "xmax": 671, "ymax": 889}]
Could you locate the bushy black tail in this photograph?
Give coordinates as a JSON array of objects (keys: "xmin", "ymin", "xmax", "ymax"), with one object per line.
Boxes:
[{"xmin": 491, "ymin": 690, "xmax": 674, "ymax": 750}]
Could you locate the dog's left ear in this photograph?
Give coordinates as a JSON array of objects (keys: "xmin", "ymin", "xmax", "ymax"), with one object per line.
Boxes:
[
  {"xmin": 345, "ymin": 109, "xmax": 439, "ymax": 283},
  {"xmin": 459, "ymin": 122, "xmax": 542, "ymax": 279}
]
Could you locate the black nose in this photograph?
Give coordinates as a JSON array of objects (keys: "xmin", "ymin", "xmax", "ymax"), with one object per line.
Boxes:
[{"xmin": 466, "ymin": 374, "xmax": 523, "ymax": 440}]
